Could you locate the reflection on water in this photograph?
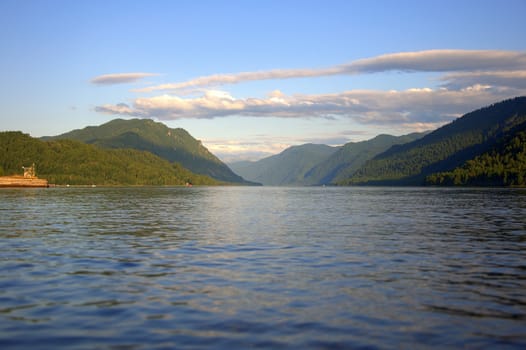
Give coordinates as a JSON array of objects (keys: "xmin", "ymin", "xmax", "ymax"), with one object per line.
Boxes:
[{"xmin": 0, "ymin": 187, "xmax": 525, "ymax": 349}]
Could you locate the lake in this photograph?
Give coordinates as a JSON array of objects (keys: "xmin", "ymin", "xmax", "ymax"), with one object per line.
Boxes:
[{"xmin": 0, "ymin": 186, "xmax": 525, "ymax": 349}]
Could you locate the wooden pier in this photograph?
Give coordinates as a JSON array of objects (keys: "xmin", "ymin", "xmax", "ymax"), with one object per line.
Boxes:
[
  {"xmin": 0, "ymin": 176, "xmax": 49, "ymax": 188},
  {"xmin": 0, "ymin": 164, "xmax": 48, "ymax": 188}
]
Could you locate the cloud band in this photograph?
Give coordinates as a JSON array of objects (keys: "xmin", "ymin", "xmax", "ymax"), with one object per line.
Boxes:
[
  {"xmin": 94, "ymin": 49, "xmax": 526, "ymax": 136},
  {"xmin": 91, "ymin": 72, "xmax": 159, "ymax": 85},
  {"xmin": 132, "ymin": 50, "xmax": 526, "ymax": 92}
]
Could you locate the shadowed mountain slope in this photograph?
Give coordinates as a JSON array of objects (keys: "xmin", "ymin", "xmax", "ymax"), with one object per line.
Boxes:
[
  {"xmin": 344, "ymin": 96, "xmax": 526, "ymax": 185},
  {"xmin": 44, "ymin": 118, "xmax": 253, "ymax": 184},
  {"xmin": 303, "ymin": 133, "xmax": 426, "ymax": 185},
  {"xmin": 230, "ymin": 144, "xmax": 337, "ymax": 186}
]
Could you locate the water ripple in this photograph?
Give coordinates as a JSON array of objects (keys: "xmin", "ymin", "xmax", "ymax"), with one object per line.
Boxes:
[{"xmin": 0, "ymin": 187, "xmax": 525, "ymax": 349}]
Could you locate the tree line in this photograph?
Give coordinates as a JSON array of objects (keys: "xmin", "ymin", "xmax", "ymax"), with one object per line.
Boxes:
[
  {"xmin": 0, "ymin": 132, "xmax": 219, "ymax": 186},
  {"xmin": 425, "ymin": 130, "xmax": 526, "ymax": 186}
]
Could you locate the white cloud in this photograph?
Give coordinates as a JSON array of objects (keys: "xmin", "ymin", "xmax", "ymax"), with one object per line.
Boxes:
[
  {"xmin": 95, "ymin": 86, "xmax": 524, "ymax": 127},
  {"xmin": 134, "ymin": 50, "xmax": 526, "ymax": 92},
  {"xmin": 407, "ymin": 88, "xmax": 433, "ymax": 92},
  {"xmin": 91, "ymin": 72, "xmax": 159, "ymax": 85},
  {"xmin": 204, "ymin": 137, "xmax": 294, "ymax": 163},
  {"xmin": 95, "ymin": 103, "xmax": 139, "ymax": 116},
  {"xmin": 133, "ymin": 67, "xmax": 340, "ymax": 92},
  {"xmin": 343, "ymin": 50, "xmax": 526, "ymax": 73},
  {"xmin": 441, "ymin": 70, "xmax": 526, "ymax": 90},
  {"xmin": 399, "ymin": 122, "xmax": 449, "ymax": 133},
  {"xmin": 94, "ymin": 50, "xmax": 526, "ymax": 124}
]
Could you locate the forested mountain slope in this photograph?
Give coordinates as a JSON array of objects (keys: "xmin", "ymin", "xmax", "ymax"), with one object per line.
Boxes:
[
  {"xmin": 1, "ymin": 132, "xmax": 219, "ymax": 186},
  {"xmin": 425, "ymin": 127, "xmax": 526, "ymax": 186},
  {"xmin": 343, "ymin": 96, "xmax": 526, "ymax": 185},
  {"xmin": 44, "ymin": 118, "xmax": 251, "ymax": 184}
]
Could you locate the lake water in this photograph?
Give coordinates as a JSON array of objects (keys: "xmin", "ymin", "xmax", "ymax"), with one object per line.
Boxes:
[{"xmin": 0, "ymin": 186, "xmax": 525, "ymax": 349}]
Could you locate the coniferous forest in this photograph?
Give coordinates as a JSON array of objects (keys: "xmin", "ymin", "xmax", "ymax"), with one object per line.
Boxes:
[
  {"xmin": 341, "ymin": 96, "xmax": 526, "ymax": 186},
  {"xmin": 0, "ymin": 131, "xmax": 219, "ymax": 186},
  {"xmin": 425, "ymin": 130, "xmax": 526, "ymax": 186}
]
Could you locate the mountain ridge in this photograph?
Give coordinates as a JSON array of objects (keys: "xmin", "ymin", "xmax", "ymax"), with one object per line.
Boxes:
[
  {"xmin": 303, "ymin": 132, "xmax": 426, "ymax": 185},
  {"xmin": 229, "ymin": 97, "xmax": 526, "ymax": 187},
  {"xmin": 13, "ymin": 96, "xmax": 526, "ymax": 187},
  {"xmin": 44, "ymin": 118, "xmax": 255, "ymax": 184},
  {"xmin": 1, "ymin": 131, "xmax": 220, "ymax": 186},
  {"xmin": 344, "ymin": 96, "xmax": 526, "ymax": 185},
  {"xmin": 230, "ymin": 133, "xmax": 426, "ymax": 186},
  {"xmin": 229, "ymin": 143, "xmax": 337, "ymax": 186}
]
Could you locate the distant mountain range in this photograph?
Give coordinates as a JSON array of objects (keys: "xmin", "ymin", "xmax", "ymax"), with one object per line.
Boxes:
[
  {"xmin": 303, "ymin": 133, "xmax": 427, "ymax": 185},
  {"xmin": 229, "ymin": 133, "xmax": 426, "ymax": 186},
  {"xmin": 231, "ymin": 96, "xmax": 526, "ymax": 187},
  {"xmin": 43, "ymin": 118, "xmax": 255, "ymax": 185},
  {"xmin": 230, "ymin": 144, "xmax": 337, "ymax": 186},
  {"xmin": 3, "ymin": 96, "xmax": 525, "ymax": 187}
]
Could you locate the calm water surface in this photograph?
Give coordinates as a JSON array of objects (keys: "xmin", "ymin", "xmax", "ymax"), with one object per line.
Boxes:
[{"xmin": 0, "ymin": 186, "xmax": 525, "ymax": 349}]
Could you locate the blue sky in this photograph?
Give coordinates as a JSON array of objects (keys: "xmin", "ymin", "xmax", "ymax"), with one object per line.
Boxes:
[{"xmin": 1, "ymin": 0, "xmax": 525, "ymax": 162}]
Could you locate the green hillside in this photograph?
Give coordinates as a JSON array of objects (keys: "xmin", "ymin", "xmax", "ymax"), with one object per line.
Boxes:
[
  {"xmin": 229, "ymin": 144, "xmax": 337, "ymax": 186},
  {"xmin": 343, "ymin": 96, "xmax": 526, "ymax": 185},
  {"xmin": 425, "ymin": 127, "xmax": 526, "ymax": 186},
  {"xmin": 44, "ymin": 118, "xmax": 252, "ymax": 184},
  {"xmin": 303, "ymin": 133, "xmax": 426, "ymax": 185},
  {"xmin": 0, "ymin": 131, "xmax": 219, "ymax": 186}
]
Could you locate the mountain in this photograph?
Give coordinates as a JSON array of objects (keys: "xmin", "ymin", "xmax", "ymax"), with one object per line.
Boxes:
[
  {"xmin": 0, "ymin": 131, "xmax": 219, "ymax": 186},
  {"xmin": 44, "ymin": 118, "xmax": 252, "ymax": 184},
  {"xmin": 303, "ymin": 133, "xmax": 426, "ymax": 185},
  {"xmin": 229, "ymin": 144, "xmax": 337, "ymax": 186},
  {"xmin": 425, "ymin": 127, "xmax": 526, "ymax": 186},
  {"xmin": 343, "ymin": 96, "xmax": 526, "ymax": 185}
]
